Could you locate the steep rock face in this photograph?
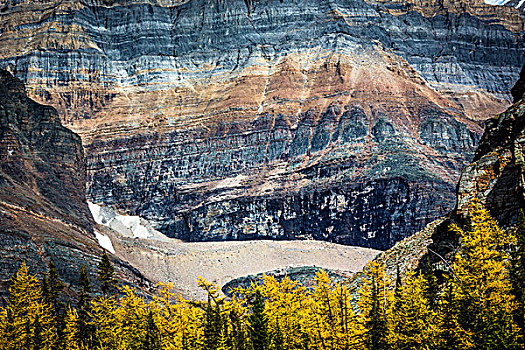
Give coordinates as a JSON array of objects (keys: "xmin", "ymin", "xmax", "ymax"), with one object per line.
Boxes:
[
  {"xmin": 0, "ymin": 69, "xmax": 147, "ymax": 293},
  {"xmin": 456, "ymin": 65, "xmax": 525, "ymax": 227},
  {"xmin": 0, "ymin": 0, "xmax": 523, "ymax": 249},
  {"xmin": 350, "ymin": 65, "xmax": 525, "ymax": 290}
]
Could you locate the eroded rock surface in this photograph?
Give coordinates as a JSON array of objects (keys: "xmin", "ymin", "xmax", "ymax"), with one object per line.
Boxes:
[
  {"xmin": 0, "ymin": 70, "xmax": 147, "ymax": 294},
  {"xmin": 0, "ymin": 0, "xmax": 523, "ymax": 249}
]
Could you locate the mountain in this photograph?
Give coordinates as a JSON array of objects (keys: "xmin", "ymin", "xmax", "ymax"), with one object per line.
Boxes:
[
  {"xmin": 0, "ymin": 69, "xmax": 147, "ymax": 294},
  {"xmin": 0, "ymin": 0, "xmax": 523, "ymax": 250},
  {"xmin": 350, "ymin": 64, "xmax": 525, "ymax": 285}
]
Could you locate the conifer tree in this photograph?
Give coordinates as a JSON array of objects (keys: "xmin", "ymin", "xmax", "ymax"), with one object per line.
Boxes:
[
  {"xmin": 230, "ymin": 309, "xmax": 247, "ymax": 350},
  {"xmin": 450, "ymin": 201, "xmax": 519, "ymax": 349},
  {"xmin": 77, "ymin": 264, "xmax": 93, "ymax": 348},
  {"xmin": 203, "ymin": 298, "xmax": 222, "ymax": 350},
  {"xmin": 46, "ymin": 258, "xmax": 66, "ymax": 345},
  {"xmin": 142, "ymin": 309, "xmax": 161, "ymax": 350},
  {"xmin": 249, "ymin": 289, "xmax": 269, "ymax": 350},
  {"xmin": 423, "ymin": 257, "xmax": 439, "ymax": 311},
  {"xmin": 271, "ymin": 318, "xmax": 284, "ymax": 350},
  {"xmin": 358, "ymin": 261, "xmax": 390, "ymax": 350},
  {"xmin": 0, "ymin": 263, "xmax": 56, "ymax": 350},
  {"xmin": 217, "ymin": 321, "xmax": 232, "ymax": 350},
  {"xmin": 435, "ymin": 282, "xmax": 470, "ymax": 350},
  {"xmin": 510, "ymin": 209, "xmax": 525, "ymax": 347},
  {"xmin": 97, "ymin": 251, "xmax": 118, "ymax": 296},
  {"xmin": 64, "ymin": 306, "xmax": 82, "ymax": 350}
]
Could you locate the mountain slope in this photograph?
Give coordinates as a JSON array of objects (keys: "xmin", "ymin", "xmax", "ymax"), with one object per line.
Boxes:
[
  {"xmin": 0, "ymin": 69, "xmax": 147, "ymax": 294},
  {"xmin": 0, "ymin": 0, "xmax": 523, "ymax": 249},
  {"xmin": 351, "ymin": 64, "xmax": 525, "ymax": 286}
]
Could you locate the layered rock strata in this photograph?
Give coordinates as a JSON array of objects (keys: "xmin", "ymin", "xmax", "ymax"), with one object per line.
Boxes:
[
  {"xmin": 0, "ymin": 69, "xmax": 147, "ymax": 294},
  {"xmin": 349, "ymin": 65, "xmax": 525, "ymax": 290},
  {"xmin": 0, "ymin": 0, "xmax": 523, "ymax": 249}
]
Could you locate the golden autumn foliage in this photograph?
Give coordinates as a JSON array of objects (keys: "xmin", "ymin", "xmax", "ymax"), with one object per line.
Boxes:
[{"xmin": 0, "ymin": 201, "xmax": 523, "ymax": 350}]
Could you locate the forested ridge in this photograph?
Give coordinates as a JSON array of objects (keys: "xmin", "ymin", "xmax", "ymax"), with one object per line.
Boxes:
[{"xmin": 0, "ymin": 201, "xmax": 524, "ymax": 350}]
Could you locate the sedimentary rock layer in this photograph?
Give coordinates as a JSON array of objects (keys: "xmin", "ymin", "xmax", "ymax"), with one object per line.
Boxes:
[
  {"xmin": 0, "ymin": 69, "xmax": 146, "ymax": 292},
  {"xmin": 0, "ymin": 0, "xmax": 523, "ymax": 249}
]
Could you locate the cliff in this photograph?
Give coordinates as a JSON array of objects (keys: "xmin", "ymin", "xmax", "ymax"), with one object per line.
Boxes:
[
  {"xmin": 0, "ymin": 69, "xmax": 147, "ymax": 294},
  {"xmin": 0, "ymin": 0, "xmax": 523, "ymax": 249},
  {"xmin": 350, "ymin": 64, "xmax": 525, "ymax": 286}
]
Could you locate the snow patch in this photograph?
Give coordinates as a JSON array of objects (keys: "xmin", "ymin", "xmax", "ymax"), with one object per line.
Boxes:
[
  {"xmin": 88, "ymin": 201, "xmax": 154, "ymax": 239},
  {"xmin": 94, "ymin": 231, "xmax": 115, "ymax": 254},
  {"xmin": 484, "ymin": 0, "xmax": 510, "ymax": 4}
]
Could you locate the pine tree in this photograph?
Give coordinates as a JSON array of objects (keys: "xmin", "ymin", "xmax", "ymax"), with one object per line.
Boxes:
[
  {"xmin": 510, "ymin": 209, "xmax": 525, "ymax": 348},
  {"xmin": 249, "ymin": 289, "xmax": 269, "ymax": 350},
  {"xmin": 97, "ymin": 251, "xmax": 118, "ymax": 296}
]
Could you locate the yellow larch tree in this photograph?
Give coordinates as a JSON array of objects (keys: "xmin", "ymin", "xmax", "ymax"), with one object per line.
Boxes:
[
  {"xmin": 449, "ymin": 200, "xmax": 519, "ymax": 349},
  {"xmin": 0, "ymin": 262, "xmax": 56, "ymax": 350}
]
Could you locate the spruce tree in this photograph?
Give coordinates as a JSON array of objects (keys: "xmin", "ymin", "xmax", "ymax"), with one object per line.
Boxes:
[
  {"xmin": 97, "ymin": 251, "xmax": 118, "ymax": 296},
  {"xmin": 77, "ymin": 264, "xmax": 93, "ymax": 348},
  {"xmin": 366, "ymin": 277, "xmax": 388, "ymax": 350},
  {"xmin": 33, "ymin": 315, "xmax": 43, "ymax": 350},
  {"xmin": 46, "ymin": 258, "xmax": 66, "ymax": 343},
  {"xmin": 435, "ymin": 283, "xmax": 463, "ymax": 350},
  {"xmin": 249, "ymin": 289, "xmax": 268, "ymax": 350}
]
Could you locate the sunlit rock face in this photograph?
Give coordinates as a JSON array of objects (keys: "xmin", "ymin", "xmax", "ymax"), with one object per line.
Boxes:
[{"xmin": 0, "ymin": 0, "xmax": 523, "ymax": 250}]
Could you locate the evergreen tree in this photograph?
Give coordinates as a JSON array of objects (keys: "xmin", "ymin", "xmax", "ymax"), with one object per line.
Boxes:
[
  {"xmin": 366, "ymin": 277, "xmax": 388, "ymax": 350},
  {"xmin": 46, "ymin": 258, "xmax": 66, "ymax": 345},
  {"xmin": 143, "ymin": 309, "xmax": 161, "ymax": 350},
  {"xmin": 97, "ymin": 251, "xmax": 118, "ymax": 296},
  {"xmin": 203, "ymin": 298, "xmax": 222, "ymax": 350},
  {"xmin": 393, "ymin": 265, "xmax": 403, "ymax": 313},
  {"xmin": 33, "ymin": 315, "xmax": 43, "ymax": 350},
  {"xmin": 249, "ymin": 289, "xmax": 269, "ymax": 350},
  {"xmin": 510, "ymin": 209, "xmax": 525, "ymax": 348},
  {"xmin": 230, "ymin": 309, "xmax": 247, "ymax": 350},
  {"xmin": 76, "ymin": 264, "xmax": 93, "ymax": 348},
  {"xmin": 435, "ymin": 282, "xmax": 469, "ymax": 350},
  {"xmin": 423, "ymin": 258, "xmax": 439, "ymax": 311},
  {"xmin": 359, "ymin": 262, "xmax": 390, "ymax": 350}
]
